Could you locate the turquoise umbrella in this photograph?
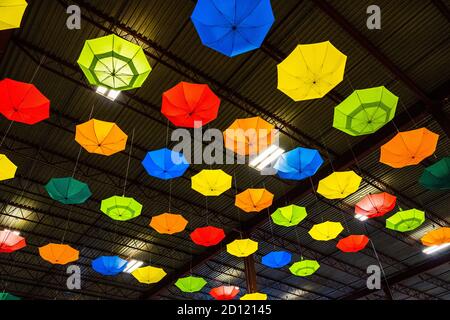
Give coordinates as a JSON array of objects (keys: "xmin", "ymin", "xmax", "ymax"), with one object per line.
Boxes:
[{"xmin": 45, "ymin": 177, "xmax": 92, "ymax": 205}]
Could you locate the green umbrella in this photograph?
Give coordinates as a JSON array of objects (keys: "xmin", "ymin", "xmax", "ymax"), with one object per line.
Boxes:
[
  {"xmin": 0, "ymin": 292, "xmax": 21, "ymax": 300},
  {"xmin": 100, "ymin": 195, "xmax": 142, "ymax": 221},
  {"xmin": 289, "ymin": 259, "xmax": 320, "ymax": 277},
  {"xmin": 45, "ymin": 177, "xmax": 92, "ymax": 205},
  {"xmin": 333, "ymin": 86, "xmax": 398, "ymax": 136},
  {"xmin": 175, "ymin": 276, "xmax": 207, "ymax": 293},
  {"xmin": 77, "ymin": 34, "xmax": 151, "ymax": 91},
  {"xmin": 271, "ymin": 205, "xmax": 307, "ymax": 227},
  {"xmin": 386, "ymin": 208, "xmax": 425, "ymax": 232},
  {"xmin": 419, "ymin": 157, "xmax": 450, "ymax": 190}
]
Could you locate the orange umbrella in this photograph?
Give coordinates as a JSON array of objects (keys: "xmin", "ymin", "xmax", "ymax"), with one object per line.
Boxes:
[
  {"xmin": 150, "ymin": 213, "xmax": 188, "ymax": 235},
  {"xmin": 38, "ymin": 243, "xmax": 79, "ymax": 265},
  {"xmin": 421, "ymin": 227, "xmax": 450, "ymax": 247},
  {"xmin": 235, "ymin": 188, "xmax": 274, "ymax": 213},
  {"xmin": 380, "ymin": 128, "xmax": 439, "ymax": 168}
]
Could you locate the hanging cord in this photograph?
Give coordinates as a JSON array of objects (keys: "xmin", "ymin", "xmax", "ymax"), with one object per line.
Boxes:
[
  {"xmin": 0, "ymin": 121, "xmax": 14, "ymax": 148},
  {"xmin": 263, "ymin": 182, "xmax": 276, "ymax": 250},
  {"xmin": 293, "ymin": 227, "xmax": 304, "ymax": 260},
  {"xmin": 168, "ymin": 180, "xmax": 172, "ymax": 213},
  {"xmin": 368, "ymin": 238, "xmax": 394, "ymax": 299},
  {"xmin": 233, "ymin": 171, "xmax": 243, "ymax": 239},
  {"xmin": 205, "ymin": 196, "xmax": 209, "ymax": 225},
  {"xmin": 165, "ymin": 119, "xmax": 170, "ymax": 148},
  {"xmin": 122, "ymin": 128, "xmax": 135, "ymax": 196}
]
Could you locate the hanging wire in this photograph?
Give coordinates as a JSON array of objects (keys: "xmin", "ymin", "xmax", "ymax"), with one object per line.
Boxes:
[
  {"xmin": 168, "ymin": 180, "xmax": 172, "ymax": 213},
  {"xmin": 122, "ymin": 128, "xmax": 135, "ymax": 196},
  {"xmin": 369, "ymin": 238, "xmax": 394, "ymax": 299},
  {"xmin": 233, "ymin": 171, "xmax": 243, "ymax": 239},
  {"xmin": 293, "ymin": 227, "xmax": 304, "ymax": 260}
]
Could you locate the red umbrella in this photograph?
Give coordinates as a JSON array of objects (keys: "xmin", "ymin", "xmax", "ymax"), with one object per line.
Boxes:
[
  {"xmin": 0, "ymin": 230, "xmax": 26, "ymax": 253},
  {"xmin": 355, "ymin": 192, "xmax": 397, "ymax": 218},
  {"xmin": 161, "ymin": 82, "xmax": 220, "ymax": 128},
  {"xmin": 0, "ymin": 78, "xmax": 50, "ymax": 125},
  {"xmin": 209, "ymin": 286, "xmax": 239, "ymax": 300},
  {"xmin": 336, "ymin": 235, "xmax": 369, "ymax": 253},
  {"xmin": 190, "ymin": 226, "xmax": 225, "ymax": 247}
]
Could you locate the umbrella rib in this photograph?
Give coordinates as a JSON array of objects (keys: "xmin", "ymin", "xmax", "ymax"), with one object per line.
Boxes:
[{"xmin": 86, "ymin": 42, "xmax": 113, "ymax": 74}]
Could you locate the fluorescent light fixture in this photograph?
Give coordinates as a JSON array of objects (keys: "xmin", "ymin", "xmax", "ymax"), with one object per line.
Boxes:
[
  {"xmin": 124, "ymin": 259, "xmax": 143, "ymax": 273},
  {"xmin": 422, "ymin": 243, "xmax": 450, "ymax": 255},
  {"xmin": 355, "ymin": 214, "xmax": 369, "ymax": 221},
  {"xmin": 96, "ymin": 86, "xmax": 107, "ymax": 94},
  {"xmin": 249, "ymin": 145, "xmax": 284, "ymax": 170},
  {"xmin": 107, "ymin": 89, "xmax": 120, "ymax": 100},
  {"xmin": 96, "ymin": 86, "xmax": 120, "ymax": 101},
  {"xmin": 3, "ymin": 229, "xmax": 20, "ymax": 235}
]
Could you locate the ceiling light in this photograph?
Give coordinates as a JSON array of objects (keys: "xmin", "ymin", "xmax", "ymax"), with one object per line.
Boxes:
[
  {"xmin": 423, "ymin": 243, "xmax": 450, "ymax": 255},
  {"xmin": 249, "ymin": 145, "xmax": 284, "ymax": 171},
  {"xmin": 123, "ymin": 259, "xmax": 143, "ymax": 273},
  {"xmin": 3, "ymin": 229, "xmax": 20, "ymax": 235},
  {"xmin": 96, "ymin": 86, "xmax": 120, "ymax": 101},
  {"xmin": 355, "ymin": 214, "xmax": 369, "ymax": 221}
]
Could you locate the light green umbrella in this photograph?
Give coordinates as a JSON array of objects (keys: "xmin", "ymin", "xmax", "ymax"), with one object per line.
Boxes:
[
  {"xmin": 77, "ymin": 34, "xmax": 151, "ymax": 91},
  {"xmin": 386, "ymin": 208, "xmax": 425, "ymax": 232},
  {"xmin": 100, "ymin": 195, "xmax": 142, "ymax": 221},
  {"xmin": 175, "ymin": 276, "xmax": 207, "ymax": 293},
  {"xmin": 289, "ymin": 259, "xmax": 320, "ymax": 277},
  {"xmin": 333, "ymin": 86, "xmax": 398, "ymax": 136},
  {"xmin": 271, "ymin": 205, "xmax": 307, "ymax": 227}
]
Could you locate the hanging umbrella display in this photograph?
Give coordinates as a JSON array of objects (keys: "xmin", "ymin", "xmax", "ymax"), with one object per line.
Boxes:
[
  {"xmin": 261, "ymin": 251, "xmax": 292, "ymax": 268},
  {"xmin": 421, "ymin": 227, "xmax": 450, "ymax": 247},
  {"xmin": 240, "ymin": 293, "xmax": 267, "ymax": 300},
  {"xmin": 0, "ymin": 154, "xmax": 17, "ymax": 181},
  {"xmin": 0, "ymin": 78, "xmax": 50, "ymax": 125},
  {"xmin": 75, "ymin": 119, "xmax": 128, "ymax": 156},
  {"xmin": 92, "ymin": 256, "xmax": 128, "ymax": 276},
  {"xmin": 45, "ymin": 177, "xmax": 92, "ymax": 205},
  {"xmin": 142, "ymin": 148, "xmax": 189, "ymax": 180},
  {"xmin": 191, "ymin": 0, "xmax": 275, "ymax": 57},
  {"xmin": 150, "ymin": 213, "xmax": 188, "ymax": 235},
  {"xmin": 132, "ymin": 266, "xmax": 167, "ymax": 284},
  {"xmin": 175, "ymin": 276, "xmax": 207, "ymax": 293},
  {"xmin": 226, "ymin": 239, "xmax": 258, "ymax": 257},
  {"xmin": 0, "ymin": 0, "xmax": 28, "ymax": 31},
  {"xmin": 223, "ymin": 117, "xmax": 275, "ymax": 156},
  {"xmin": 386, "ymin": 208, "xmax": 425, "ymax": 232},
  {"xmin": 0, "ymin": 229, "xmax": 26, "ymax": 253},
  {"xmin": 100, "ymin": 195, "xmax": 142, "ymax": 221},
  {"xmin": 190, "ymin": 226, "xmax": 225, "ymax": 247},
  {"xmin": 271, "ymin": 205, "xmax": 307, "ymax": 227},
  {"xmin": 354, "ymin": 192, "xmax": 397, "ymax": 219},
  {"xmin": 39, "ymin": 243, "xmax": 79, "ymax": 265},
  {"xmin": 309, "ymin": 221, "xmax": 343, "ymax": 241},
  {"xmin": 419, "ymin": 157, "xmax": 450, "ymax": 190},
  {"xmin": 0, "ymin": 292, "xmax": 20, "ymax": 300},
  {"xmin": 191, "ymin": 169, "xmax": 232, "ymax": 196},
  {"xmin": 277, "ymin": 41, "xmax": 347, "ymax": 101},
  {"xmin": 209, "ymin": 286, "xmax": 240, "ymax": 300},
  {"xmin": 336, "ymin": 235, "xmax": 369, "ymax": 253},
  {"xmin": 77, "ymin": 34, "xmax": 151, "ymax": 91},
  {"xmin": 289, "ymin": 259, "xmax": 320, "ymax": 277},
  {"xmin": 161, "ymin": 82, "xmax": 220, "ymax": 128},
  {"xmin": 380, "ymin": 128, "xmax": 439, "ymax": 168},
  {"xmin": 317, "ymin": 171, "xmax": 362, "ymax": 199},
  {"xmin": 235, "ymin": 188, "xmax": 274, "ymax": 213},
  {"xmin": 274, "ymin": 147, "xmax": 323, "ymax": 180},
  {"xmin": 333, "ymin": 86, "xmax": 398, "ymax": 136}
]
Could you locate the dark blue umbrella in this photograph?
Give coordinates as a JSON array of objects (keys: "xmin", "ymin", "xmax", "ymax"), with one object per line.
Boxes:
[
  {"xmin": 261, "ymin": 251, "xmax": 292, "ymax": 268},
  {"xmin": 274, "ymin": 147, "xmax": 324, "ymax": 180},
  {"xmin": 191, "ymin": 0, "xmax": 275, "ymax": 57},
  {"xmin": 142, "ymin": 148, "xmax": 189, "ymax": 180},
  {"xmin": 92, "ymin": 256, "xmax": 128, "ymax": 276}
]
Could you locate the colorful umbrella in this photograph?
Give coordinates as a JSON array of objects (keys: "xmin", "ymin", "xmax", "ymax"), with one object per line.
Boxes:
[
  {"xmin": 0, "ymin": 229, "xmax": 26, "ymax": 253},
  {"xmin": 191, "ymin": 0, "xmax": 275, "ymax": 57},
  {"xmin": 240, "ymin": 293, "xmax": 267, "ymax": 300},
  {"xmin": 289, "ymin": 259, "xmax": 320, "ymax": 277},
  {"xmin": 223, "ymin": 117, "xmax": 275, "ymax": 156},
  {"xmin": 274, "ymin": 147, "xmax": 323, "ymax": 180},
  {"xmin": 100, "ymin": 195, "xmax": 142, "ymax": 221},
  {"xmin": 75, "ymin": 119, "xmax": 128, "ymax": 156},
  {"xmin": 191, "ymin": 169, "xmax": 232, "ymax": 196},
  {"xmin": 92, "ymin": 256, "xmax": 128, "ymax": 276},
  {"xmin": 277, "ymin": 41, "xmax": 347, "ymax": 101},
  {"xmin": 132, "ymin": 266, "xmax": 167, "ymax": 284},
  {"xmin": 317, "ymin": 171, "xmax": 362, "ymax": 199},
  {"xmin": 226, "ymin": 239, "xmax": 258, "ymax": 257},
  {"xmin": 336, "ymin": 235, "xmax": 369, "ymax": 253},
  {"xmin": 0, "ymin": 78, "xmax": 50, "ymax": 125},
  {"xmin": 0, "ymin": 154, "xmax": 17, "ymax": 181},
  {"xmin": 261, "ymin": 251, "xmax": 292, "ymax": 268},
  {"xmin": 150, "ymin": 213, "xmax": 188, "ymax": 235},
  {"xmin": 333, "ymin": 86, "xmax": 398, "ymax": 136},
  {"xmin": 271, "ymin": 205, "xmax": 307, "ymax": 227},
  {"xmin": 190, "ymin": 226, "xmax": 225, "ymax": 247},
  {"xmin": 142, "ymin": 148, "xmax": 189, "ymax": 180},
  {"xmin": 0, "ymin": 292, "xmax": 20, "ymax": 300},
  {"xmin": 421, "ymin": 227, "xmax": 450, "ymax": 247},
  {"xmin": 39, "ymin": 243, "xmax": 79, "ymax": 265},
  {"xmin": 380, "ymin": 128, "xmax": 439, "ymax": 168},
  {"xmin": 419, "ymin": 157, "xmax": 450, "ymax": 190},
  {"xmin": 386, "ymin": 208, "xmax": 425, "ymax": 232},
  {"xmin": 161, "ymin": 82, "xmax": 220, "ymax": 128},
  {"xmin": 77, "ymin": 34, "xmax": 151, "ymax": 91},
  {"xmin": 175, "ymin": 276, "xmax": 207, "ymax": 293},
  {"xmin": 354, "ymin": 192, "xmax": 397, "ymax": 219},
  {"xmin": 309, "ymin": 221, "xmax": 344, "ymax": 241},
  {"xmin": 45, "ymin": 177, "xmax": 92, "ymax": 205},
  {"xmin": 235, "ymin": 188, "xmax": 274, "ymax": 213},
  {"xmin": 209, "ymin": 286, "xmax": 240, "ymax": 300},
  {"xmin": 0, "ymin": 0, "xmax": 28, "ymax": 30}
]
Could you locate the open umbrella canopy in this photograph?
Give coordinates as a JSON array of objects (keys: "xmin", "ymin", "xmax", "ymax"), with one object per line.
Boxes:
[
  {"xmin": 161, "ymin": 82, "xmax": 220, "ymax": 128},
  {"xmin": 386, "ymin": 209, "xmax": 425, "ymax": 232},
  {"xmin": 0, "ymin": 78, "xmax": 50, "ymax": 125},
  {"xmin": 0, "ymin": 154, "xmax": 17, "ymax": 181},
  {"xmin": 226, "ymin": 239, "xmax": 258, "ymax": 257},
  {"xmin": 419, "ymin": 157, "xmax": 450, "ymax": 190},
  {"xmin": 380, "ymin": 128, "xmax": 439, "ymax": 168},
  {"xmin": 175, "ymin": 276, "xmax": 207, "ymax": 293},
  {"xmin": 142, "ymin": 148, "xmax": 189, "ymax": 180},
  {"xmin": 190, "ymin": 226, "xmax": 225, "ymax": 247},
  {"xmin": 191, "ymin": 169, "xmax": 232, "ymax": 196},
  {"xmin": 45, "ymin": 177, "xmax": 92, "ymax": 205},
  {"xmin": 317, "ymin": 171, "xmax": 362, "ymax": 199},
  {"xmin": 132, "ymin": 266, "xmax": 167, "ymax": 284},
  {"xmin": 0, "ymin": 292, "xmax": 20, "ymax": 300},
  {"xmin": 39, "ymin": 243, "xmax": 79, "ymax": 265},
  {"xmin": 271, "ymin": 205, "xmax": 307, "ymax": 227},
  {"xmin": 77, "ymin": 34, "xmax": 151, "ymax": 91},
  {"xmin": 100, "ymin": 195, "xmax": 143, "ymax": 221},
  {"xmin": 354, "ymin": 192, "xmax": 397, "ymax": 218},
  {"xmin": 150, "ymin": 213, "xmax": 188, "ymax": 235},
  {"xmin": 240, "ymin": 293, "xmax": 268, "ymax": 300},
  {"xmin": 0, "ymin": 0, "xmax": 28, "ymax": 30},
  {"xmin": 333, "ymin": 86, "xmax": 398, "ymax": 136},
  {"xmin": 191, "ymin": 0, "xmax": 275, "ymax": 57},
  {"xmin": 336, "ymin": 235, "xmax": 369, "ymax": 253},
  {"xmin": 235, "ymin": 188, "xmax": 274, "ymax": 213},
  {"xmin": 289, "ymin": 259, "xmax": 320, "ymax": 277},
  {"xmin": 261, "ymin": 251, "xmax": 292, "ymax": 268},
  {"xmin": 274, "ymin": 147, "xmax": 323, "ymax": 180},
  {"xmin": 309, "ymin": 221, "xmax": 344, "ymax": 241},
  {"xmin": 421, "ymin": 227, "xmax": 450, "ymax": 247},
  {"xmin": 277, "ymin": 41, "xmax": 347, "ymax": 101},
  {"xmin": 75, "ymin": 119, "xmax": 128, "ymax": 156},
  {"xmin": 92, "ymin": 256, "xmax": 128, "ymax": 276},
  {"xmin": 209, "ymin": 286, "xmax": 240, "ymax": 300},
  {"xmin": 0, "ymin": 229, "xmax": 26, "ymax": 253}
]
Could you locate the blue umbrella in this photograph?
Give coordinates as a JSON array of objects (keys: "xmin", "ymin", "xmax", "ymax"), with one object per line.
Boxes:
[
  {"xmin": 142, "ymin": 148, "xmax": 189, "ymax": 180},
  {"xmin": 191, "ymin": 0, "xmax": 275, "ymax": 57},
  {"xmin": 274, "ymin": 147, "xmax": 324, "ymax": 180},
  {"xmin": 45, "ymin": 177, "xmax": 92, "ymax": 205},
  {"xmin": 261, "ymin": 251, "xmax": 292, "ymax": 268},
  {"xmin": 92, "ymin": 256, "xmax": 128, "ymax": 276}
]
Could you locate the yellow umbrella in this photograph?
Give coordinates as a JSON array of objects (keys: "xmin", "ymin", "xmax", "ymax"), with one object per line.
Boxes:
[
  {"xmin": 235, "ymin": 188, "xmax": 274, "ymax": 213},
  {"xmin": 317, "ymin": 171, "xmax": 362, "ymax": 199},
  {"xmin": 277, "ymin": 41, "xmax": 347, "ymax": 101},
  {"xmin": 309, "ymin": 221, "xmax": 344, "ymax": 241},
  {"xmin": 0, "ymin": 154, "xmax": 17, "ymax": 181},
  {"xmin": 191, "ymin": 169, "xmax": 232, "ymax": 196},
  {"xmin": 0, "ymin": 0, "xmax": 28, "ymax": 31},
  {"xmin": 226, "ymin": 239, "xmax": 258, "ymax": 257},
  {"xmin": 240, "ymin": 293, "xmax": 267, "ymax": 300},
  {"xmin": 132, "ymin": 266, "xmax": 166, "ymax": 284}
]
